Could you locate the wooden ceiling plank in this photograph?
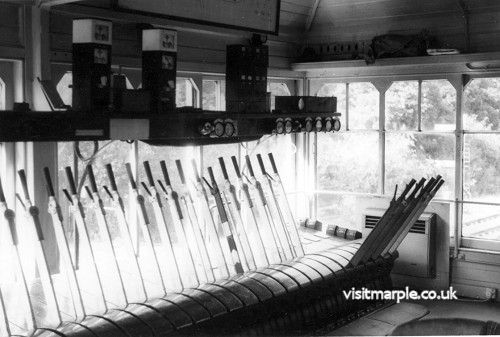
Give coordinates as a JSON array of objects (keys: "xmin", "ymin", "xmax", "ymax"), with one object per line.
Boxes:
[{"xmin": 305, "ymin": 0, "xmax": 321, "ymax": 32}]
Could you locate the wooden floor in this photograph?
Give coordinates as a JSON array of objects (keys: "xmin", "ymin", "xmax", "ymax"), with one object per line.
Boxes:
[
  {"xmin": 320, "ymin": 299, "xmax": 500, "ymax": 336},
  {"xmin": 417, "ymin": 299, "xmax": 500, "ymax": 322}
]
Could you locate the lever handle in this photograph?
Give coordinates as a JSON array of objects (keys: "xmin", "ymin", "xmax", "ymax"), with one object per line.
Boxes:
[
  {"xmin": 143, "ymin": 161, "xmax": 155, "ymax": 187},
  {"xmin": 87, "ymin": 165, "xmax": 98, "ymax": 193},
  {"xmin": 125, "ymin": 163, "xmax": 137, "ymax": 190},
  {"xmin": 106, "ymin": 164, "xmax": 118, "ymax": 191},
  {"xmin": 160, "ymin": 160, "xmax": 171, "ymax": 186},
  {"xmin": 65, "ymin": 166, "xmax": 77, "ymax": 195},
  {"xmin": 175, "ymin": 160, "xmax": 186, "ymax": 185},
  {"xmin": 103, "ymin": 185, "xmax": 113, "ymax": 199},
  {"xmin": 18, "ymin": 169, "xmax": 30, "ymax": 201},
  {"xmin": 0, "ymin": 176, "xmax": 6, "ymax": 203},
  {"xmin": 268, "ymin": 153, "xmax": 278, "ymax": 174},
  {"xmin": 256, "ymin": 154, "xmax": 266, "ymax": 175},
  {"xmin": 43, "ymin": 167, "xmax": 55, "ymax": 197},
  {"xmin": 218, "ymin": 157, "xmax": 229, "ymax": 180},
  {"xmin": 141, "ymin": 182, "xmax": 152, "ymax": 196},
  {"xmin": 84, "ymin": 186, "xmax": 94, "ymax": 201},
  {"xmin": 245, "ymin": 155, "xmax": 255, "ymax": 177},
  {"xmin": 191, "ymin": 159, "xmax": 201, "ymax": 182},
  {"xmin": 231, "ymin": 156, "xmax": 241, "ymax": 179},
  {"xmin": 207, "ymin": 167, "xmax": 217, "ymax": 188},
  {"xmin": 157, "ymin": 180, "xmax": 167, "ymax": 193},
  {"xmin": 62, "ymin": 189, "xmax": 73, "ymax": 204}
]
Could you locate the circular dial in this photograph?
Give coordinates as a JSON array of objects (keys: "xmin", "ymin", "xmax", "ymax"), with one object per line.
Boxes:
[
  {"xmin": 199, "ymin": 122, "xmax": 213, "ymax": 136},
  {"xmin": 214, "ymin": 122, "xmax": 225, "ymax": 137},
  {"xmin": 276, "ymin": 120, "xmax": 284, "ymax": 134},
  {"xmin": 332, "ymin": 118, "xmax": 341, "ymax": 131},
  {"xmin": 225, "ymin": 122, "xmax": 235, "ymax": 137},
  {"xmin": 305, "ymin": 118, "xmax": 313, "ymax": 132},
  {"xmin": 325, "ymin": 118, "xmax": 333, "ymax": 132},
  {"xmin": 315, "ymin": 118, "xmax": 323, "ymax": 132}
]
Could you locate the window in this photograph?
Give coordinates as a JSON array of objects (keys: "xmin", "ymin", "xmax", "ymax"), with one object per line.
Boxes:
[
  {"xmin": 385, "ymin": 133, "xmax": 455, "ymax": 199},
  {"xmin": 267, "ymin": 82, "xmax": 291, "ymax": 111},
  {"xmin": 349, "ymin": 82, "xmax": 379, "ymax": 130},
  {"xmin": 56, "ymin": 71, "xmax": 135, "ymax": 107},
  {"xmin": 462, "ymin": 78, "xmax": 500, "ymax": 242},
  {"xmin": 203, "ymin": 79, "xmax": 225, "ymax": 111},
  {"xmin": 422, "ymin": 80, "xmax": 456, "ymax": 131},
  {"xmin": 386, "ymin": 81, "xmax": 418, "ymax": 130},
  {"xmin": 0, "ymin": 76, "xmax": 5, "ymax": 110},
  {"xmin": 317, "ymin": 132, "xmax": 379, "ymax": 194},
  {"xmin": 311, "ymin": 80, "xmax": 380, "ymax": 230},
  {"xmin": 176, "ymin": 78, "xmax": 199, "ymax": 108},
  {"xmin": 310, "ymin": 80, "xmax": 346, "ymax": 130},
  {"xmin": 385, "ymin": 80, "xmax": 455, "ymax": 200}
]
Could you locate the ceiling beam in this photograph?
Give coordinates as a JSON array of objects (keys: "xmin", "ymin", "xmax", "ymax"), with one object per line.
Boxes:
[{"xmin": 305, "ymin": 0, "xmax": 321, "ymax": 32}]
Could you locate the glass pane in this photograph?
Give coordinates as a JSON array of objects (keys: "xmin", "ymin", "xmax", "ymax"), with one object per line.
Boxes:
[
  {"xmin": 310, "ymin": 80, "xmax": 346, "ymax": 130},
  {"xmin": 57, "ymin": 142, "xmax": 74, "ymax": 223},
  {"xmin": 464, "ymin": 78, "xmax": 500, "ymax": 131},
  {"xmin": 267, "ymin": 82, "xmax": 291, "ymax": 111},
  {"xmin": 203, "ymin": 79, "xmax": 226, "ymax": 111},
  {"xmin": 316, "ymin": 194, "xmax": 366, "ymax": 232},
  {"xmin": 203, "ymin": 80, "xmax": 217, "ymax": 111},
  {"xmin": 0, "ymin": 77, "xmax": 5, "ymax": 110},
  {"xmin": 244, "ymin": 135, "xmax": 296, "ymax": 191},
  {"xmin": 176, "ymin": 78, "xmax": 195, "ymax": 108},
  {"xmin": 386, "ymin": 81, "xmax": 418, "ymax": 130},
  {"xmin": 422, "ymin": 80, "xmax": 456, "ymax": 131},
  {"xmin": 463, "ymin": 203, "xmax": 500, "ymax": 240},
  {"xmin": 202, "ymin": 143, "xmax": 240, "ymax": 183},
  {"xmin": 348, "ymin": 82, "xmax": 379, "ymax": 130},
  {"xmin": 385, "ymin": 133, "xmax": 455, "ymax": 199},
  {"xmin": 138, "ymin": 142, "xmax": 197, "ymax": 189},
  {"xmin": 317, "ymin": 132, "xmax": 379, "ymax": 194},
  {"xmin": 464, "ymin": 134, "xmax": 500, "ymax": 203},
  {"xmin": 57, "ymin": 72, "xmax": 73, "ymax": 106}
]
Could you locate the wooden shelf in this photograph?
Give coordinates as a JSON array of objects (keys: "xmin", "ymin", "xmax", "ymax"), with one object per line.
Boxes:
[
  {"xmin": 291, "ymin": 52, "xmax": 500, "ymax": 77},
  {"xmin": 0, "ymin": 110, "xmax": 341, "ymax": 144}
]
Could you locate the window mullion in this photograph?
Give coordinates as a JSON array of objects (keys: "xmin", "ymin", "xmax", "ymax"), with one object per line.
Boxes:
[
  {"xmin": 454, "ymin": 78, "xmax": 464, "ymax": 256},
  {"xmin": 418, "ymin": 79, "xmax": 422, "ymax": 131},
  {"xmin": 379, "ymin": 90, "xmax": 386, "ymax": 195},
  {"xmin": 345, "ymin": 83, "xmax": 350, "ymax": 131}
]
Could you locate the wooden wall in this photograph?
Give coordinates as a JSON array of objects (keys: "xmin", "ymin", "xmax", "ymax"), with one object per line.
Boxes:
[
  {"xmin": 49, "ymin": 0, "xmax": 315, "ymax": 73},
  {"xmin": 306, "ymin": 0, "xmax": 500, "ymax": 54}
]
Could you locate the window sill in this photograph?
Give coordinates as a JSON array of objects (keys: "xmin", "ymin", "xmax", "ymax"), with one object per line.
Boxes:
[{"xmin": 456, "ymin": 245, "xmax": 500, "ymax": 266}]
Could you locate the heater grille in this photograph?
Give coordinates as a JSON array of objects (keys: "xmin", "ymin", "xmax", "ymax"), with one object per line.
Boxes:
[
  {"xmin": 365, "ymin": 215, "xmax": 427, "ymax": 234},
  {"xmin": 363, "ymin": 209, "xmax": 437, "ymax": 278}
]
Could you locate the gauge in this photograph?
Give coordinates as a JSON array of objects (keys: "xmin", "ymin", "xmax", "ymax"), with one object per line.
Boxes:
[
  {"xmin": 298, "ymin": 98, "xmax": 305, "ymax": 110},
  {"xmin": 225, "ymin": 122, "xmax": 235, "ymax": 137},
  {"xmin": 324, "ymin": 118, "xmax": 333, "ymax": 132},
  {"xmin": 214, "ymin": 121, "xmax": 225, "ymax": 137},
  {"xmin": 315, "ymin": 117, "xmax": 323, "ymax": 132},
  {"xmin": 199, "ymin": 122, "xmax": 213, "ymax": 136},
  {"xmin": 305, "ymin": 118, "xmax": 313, "ymax": 132},
  {"xmin": 276, "ymin": 119, "xmax": 284, "ymax": 134},
  {"xmin": 332, "ymin": 118, "xmax": 341, "ymax": 131}
]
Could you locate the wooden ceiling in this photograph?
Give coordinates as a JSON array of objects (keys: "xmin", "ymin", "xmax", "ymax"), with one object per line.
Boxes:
[
  {"xmin": 48, "ymin": 0, "xmax": 500, "ymax": 53},
  {"xmin": 304, "ymin": 0, "xmax": 500, "ymax": 53}
]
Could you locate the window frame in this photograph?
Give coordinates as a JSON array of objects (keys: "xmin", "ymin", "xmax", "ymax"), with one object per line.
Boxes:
[{"xmin": 308, "ymin": 73, "xmax": 500, "ymax": 253}]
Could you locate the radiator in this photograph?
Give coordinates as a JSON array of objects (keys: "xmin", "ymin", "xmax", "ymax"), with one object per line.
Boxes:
[{"xmin": 364, "ymin": 209, "xmax": 437, "ymax": 278}]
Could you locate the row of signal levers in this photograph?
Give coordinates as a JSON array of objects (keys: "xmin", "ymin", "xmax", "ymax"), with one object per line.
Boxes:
[{"xmin": 0, "ymin": 153, "xmax": 304, "ymax": 336}]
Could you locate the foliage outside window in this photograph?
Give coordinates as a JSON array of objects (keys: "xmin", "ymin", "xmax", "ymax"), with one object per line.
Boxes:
[
  {"xmin": 311, "ymin": 81, "xmax": 379, "ymax": 231},
  {"xmin": 462, "ymin": 78, "xmax": 500, "ymax": 241},
  {"xmin": 385, "ymin": 80, "xmax": 455, "ymax": 201}
]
